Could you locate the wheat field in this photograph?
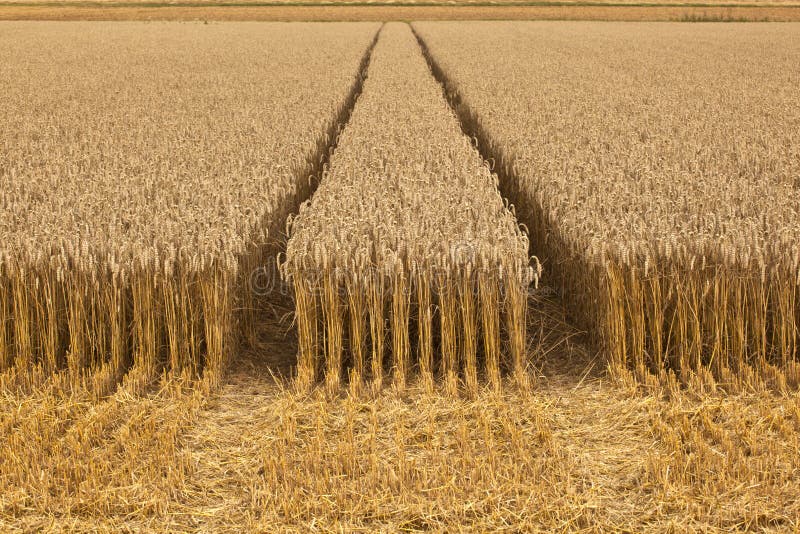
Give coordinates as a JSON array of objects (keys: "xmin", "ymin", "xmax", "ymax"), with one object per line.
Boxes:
[
  {"xmin": 0, "ymin": 21, "xmax": 379, "ymax": 390},
  {"xmin": 284, "ymin": 23, "xmax": 536, "ymax": 395},
  {"xmin": 1, "ymin": 20, "xmax": 799, "ymax": 532},
  {"xmin": 414, "ymin": 21, "xmax": 800, "ymax": 393}
]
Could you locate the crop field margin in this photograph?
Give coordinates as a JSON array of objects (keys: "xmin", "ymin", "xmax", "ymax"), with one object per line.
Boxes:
[
  {"xmin": 3, "ymin": 2, "xmax": 799, "ymax": 8},
  {"xmin": 2, "ymin": 4, "xmax": 799, "ymax": 20}
]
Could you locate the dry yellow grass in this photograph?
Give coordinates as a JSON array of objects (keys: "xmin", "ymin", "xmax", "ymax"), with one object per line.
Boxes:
[{"xmin": 414, "ymin": 21, "xmax": 800, "ymax": 392}]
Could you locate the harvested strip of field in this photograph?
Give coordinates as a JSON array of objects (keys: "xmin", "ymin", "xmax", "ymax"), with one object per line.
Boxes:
[
  {"xmin": 283, "ymin": 22, "xmax": 537, "ymax": 394},
  {"xmin": 0, "ymin": 21, "xmax": 379, "ymax": 386},
  {"xmin": 5, "ymin": 289, "xmax": 800, "ymax": 530},
  {"xmin": 414, "ymin": 21, "xmax": 800, "ymax": 391},
  {"xmin": 1, "ymin": 370, "xmax": 204, "ymax": 520}
]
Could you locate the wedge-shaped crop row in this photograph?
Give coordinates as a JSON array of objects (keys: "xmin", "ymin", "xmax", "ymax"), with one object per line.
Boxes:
[
  {"xmin": 0, "ymin": 22, "xmax": 380, "ymax": 386},
  {"xmin": 414, "ymin": 21, "xmax": 800, "ymax": 390},
  {"xmin": 283, "ymin": 23, "xmax": 538, "ymax": 394}
]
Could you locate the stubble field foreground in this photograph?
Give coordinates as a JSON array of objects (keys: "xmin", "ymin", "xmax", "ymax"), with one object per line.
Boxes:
[{"xmin": 1, "ymin": 20, "xmax": 799, "ymax": 532}]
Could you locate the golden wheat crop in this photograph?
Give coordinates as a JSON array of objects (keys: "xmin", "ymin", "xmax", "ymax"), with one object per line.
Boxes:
[
  {"xmin": 0, "ymin": 21, "xmax": 380, "ymax": 389},
  {"xmin": 3, "ymin": 20, "xmax": 800, "ymax": 533},
  {"xmin": 413, "ymin": 21, "xmax": 800, "ymax": 391},
  {"xmin": 282, "ymin": 23, "xmax": 538, "ymax": 395},
  {"xmin": 0, "ymin": 20, "xmax": 378, "ymax": 517}
]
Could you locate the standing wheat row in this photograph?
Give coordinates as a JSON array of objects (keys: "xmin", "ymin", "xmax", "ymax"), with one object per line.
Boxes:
[
  {"xmin": 414, "ymin": 21, "xmax": 800, "ymax": 390},
  {"xmin": 0, "ymin": 22, "xmax": 380, "ymax": 388},
  {"xmin": 282, "ymin": 23, "xmax": 537, "ymax": 395}
]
